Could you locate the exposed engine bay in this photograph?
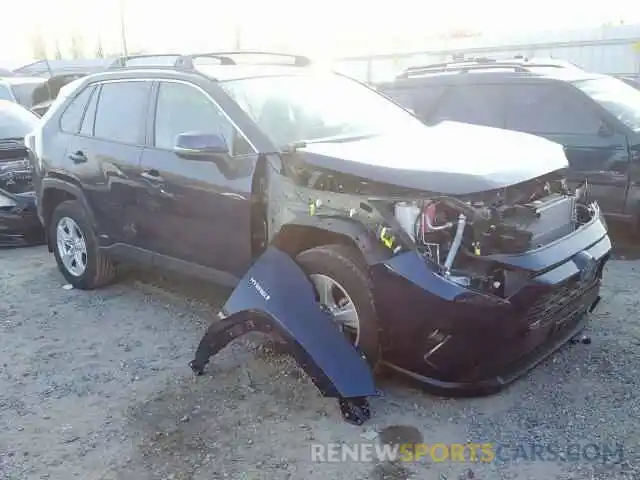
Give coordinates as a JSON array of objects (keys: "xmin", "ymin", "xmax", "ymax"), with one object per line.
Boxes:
[
  {"xmin": 276, "ymin": 162, "xmax": 595, "ymax": 299},
  {"xmin": 0, "ymin": 141, "xmax": 33, "ymax": 195},
  {"xmin": 388, "ymin": 175, "xmax": 591, "ymax": 296}
]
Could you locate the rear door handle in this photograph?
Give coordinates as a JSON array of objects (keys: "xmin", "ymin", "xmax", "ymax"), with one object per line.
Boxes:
[
  {"xmin": 68, "ymin": 150, "xmax": 87, "ymax": 163},
  {"xmin": 140, "ymin": 170, "xmax": 164, "ymax": 182}
]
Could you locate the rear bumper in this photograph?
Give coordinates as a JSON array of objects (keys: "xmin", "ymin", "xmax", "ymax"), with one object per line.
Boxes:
[{"xmin": 372, "ymin": 204, "xmax": 611, "ymax": 395}]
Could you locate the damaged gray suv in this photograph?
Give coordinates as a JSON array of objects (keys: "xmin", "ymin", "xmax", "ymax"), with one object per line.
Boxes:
[{"xmin": 29, "ymin": 52, "xmax": 611, "ymax": 424}]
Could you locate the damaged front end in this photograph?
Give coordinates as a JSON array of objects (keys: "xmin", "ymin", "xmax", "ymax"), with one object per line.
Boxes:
[
  {"xmin": 191, "ymin": 145, "xmax": 610, "ymax": 422},
  {"xmin": 281, "ymin": 161, "xmax": 609, "ymax": 392},
  {"xmin": 0, "ymin": 141, "xmax": 43, "ymax": 246}
]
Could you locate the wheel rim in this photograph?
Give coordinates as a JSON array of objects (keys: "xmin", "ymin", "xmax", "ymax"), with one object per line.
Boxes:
[
  {"xmin": 56, "ymin": 216, "xmax": 88, "ymax": 277},
  {"xmin": 309, "ymin": 274, "xmax": 361, "ymax": 346}
]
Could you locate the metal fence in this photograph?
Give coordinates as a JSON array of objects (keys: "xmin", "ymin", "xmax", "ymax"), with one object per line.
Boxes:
[{"xmin": 332, "ymin": 37, "xmax": 640, "ymax": 84}]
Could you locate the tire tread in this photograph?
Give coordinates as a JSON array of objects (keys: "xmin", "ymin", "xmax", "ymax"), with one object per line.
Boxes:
[{"xmin": 296, "ymin": 243, "xmax": 381, "ymax": 367}]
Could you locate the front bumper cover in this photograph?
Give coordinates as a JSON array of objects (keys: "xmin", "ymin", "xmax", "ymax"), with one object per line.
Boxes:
[{"xmin": 372, "ymin": 205, "xmax": 611, "ymax": 396}]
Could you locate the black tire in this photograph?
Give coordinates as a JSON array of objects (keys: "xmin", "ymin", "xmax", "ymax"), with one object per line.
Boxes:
[
  {"xmin": 50, "ymin": 200, "xmax": 116, "ymax": 290},
  {"xmin": 295, "ymin": 244, "xmax": 381, "ymax": 368}
]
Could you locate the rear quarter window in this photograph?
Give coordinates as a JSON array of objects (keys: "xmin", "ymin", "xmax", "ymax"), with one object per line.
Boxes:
[{"xmin": 59, "ymin": 86, "xmax": 93, "ymax": 134}]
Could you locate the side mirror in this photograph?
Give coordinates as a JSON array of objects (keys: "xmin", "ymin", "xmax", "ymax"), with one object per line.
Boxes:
[{"xmin": 173, "ymin": 132, "xmax": 229, "ymax": 160}]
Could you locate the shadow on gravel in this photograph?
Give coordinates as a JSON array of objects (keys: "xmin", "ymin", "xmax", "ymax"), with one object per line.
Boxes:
[
  {"xmin": 117, "ymin": 264, "xmax": 233, "ymax": 309},
  {"xmin": 607, "ymin": 222, "xmax": 640, "ymax": 260}
]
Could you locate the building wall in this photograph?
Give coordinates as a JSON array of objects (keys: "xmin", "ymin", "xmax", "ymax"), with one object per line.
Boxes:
[{"xmin": 333, "ymin": 24, "xmax": 640, "ymax": 83}]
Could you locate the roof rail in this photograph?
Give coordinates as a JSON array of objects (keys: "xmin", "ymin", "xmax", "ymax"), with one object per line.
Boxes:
[
  {"xmin": 397, "ymin": 56, "xmax": 573, "ymax": 78},
  {"xmin": 108, "ymin": 54, "xmax": 184, "ymax": 69},
  {"xmin": 184, "ymin": 51, "xmax": 312, "ymax": 67},
  {"xmin": 108, "ymin": 51, "xmax": 312, "ymax": 70}
]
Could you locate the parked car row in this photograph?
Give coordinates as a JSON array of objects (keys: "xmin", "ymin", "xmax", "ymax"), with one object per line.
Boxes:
[
  {"xmin": 0, "ymin": 61, "xmax": 113, "ymax": 246},
  {"xmin": 0, "ymin": 100, "xmax": 44, "ymax": 245},
  {"xmin": 376, "ymin": 57, "xmax": 640, "ymax": 227},
  {"xmin": 18, "ymin": 51, "xmax": 613, "ymax": 424}
]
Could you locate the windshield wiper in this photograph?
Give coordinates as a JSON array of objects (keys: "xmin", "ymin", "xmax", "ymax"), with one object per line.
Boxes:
[{"xmin": 282, "ymin": 133, "xmax": 377, "ymax": 152}]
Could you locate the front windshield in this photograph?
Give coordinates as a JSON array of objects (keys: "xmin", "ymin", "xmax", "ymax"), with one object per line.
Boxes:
[
  {"xmin": 574, "ymin": 77, "xmax": 640, "ymax": 132},
  {"xmin": 221, "ymin": 73, "xmax": 423, "ymax": 147},
  {"xmin": 0, "ymin": 101, "xmax": 39, "ymax": 139}
]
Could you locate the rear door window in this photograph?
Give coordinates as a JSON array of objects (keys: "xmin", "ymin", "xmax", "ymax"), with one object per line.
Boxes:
[
  {"xmin": 93, "ymin": 81, "xmax": 151, "ymax": 144},
  {"xmin": 59, "ymin": 86, "xmax": 93, "ymax": 134},
  {"xmin": 504, "ymin": 83, "xmax": 602, "ymax": 135},
  {"xmin": 430, "ymin": 84, "xmax": 505, "ymax": 128}
]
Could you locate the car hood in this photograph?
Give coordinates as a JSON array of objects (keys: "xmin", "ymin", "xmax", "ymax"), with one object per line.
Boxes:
[{"xmin": 298, "ymin": 121, "xmax": 568, "ymax": 195}]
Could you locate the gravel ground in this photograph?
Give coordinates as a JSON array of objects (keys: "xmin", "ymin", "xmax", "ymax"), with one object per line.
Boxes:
[{"xmin": 1, "ymin": 236, "xmax": 639, "ymax": 480}]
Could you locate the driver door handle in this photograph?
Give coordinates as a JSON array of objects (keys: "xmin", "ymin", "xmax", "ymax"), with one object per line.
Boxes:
[
  {"xmin": 68, "ymin": 150, "xmax": 87, "ymax": 163},
  {"xmin": 140, "ymin": 169, "xmax": 164, "ymax": 182}
]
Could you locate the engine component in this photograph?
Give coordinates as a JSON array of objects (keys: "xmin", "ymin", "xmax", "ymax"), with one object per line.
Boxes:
[
  {"xmin": 421, "ymin": 201, "xmax": 454, "ymax": 236},
  {"xmin": 394, "ymin": 202, "xmax": 421, "ymax": 240},
  {"xmin": 444, "ymin": 214, "xmax": 467, "ymax": 274},
  {"xmin": 499, "ymin": 193, "xmax": 576, "ymax": 249}
]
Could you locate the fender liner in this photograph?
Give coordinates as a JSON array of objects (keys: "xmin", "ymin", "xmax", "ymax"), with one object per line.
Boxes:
[
  {"xmin": 190, "ymin": 246, "xmax": 378, "ymax": 424},
  {"xmin": 40, "ymin": 177, "xmax": 98, "ymax": 251},
  {"xmin": 41, "ymin": 176, "xmax": 98, "ymax": 229},
  {"xmin": 273, "ymin": 215, "xmax": 390, "ymax": 265}
]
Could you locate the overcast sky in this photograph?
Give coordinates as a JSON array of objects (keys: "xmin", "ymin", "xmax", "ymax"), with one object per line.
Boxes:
[{"xmin": 1, "ymin": 0, "xmax": 639, "ymax": 66}]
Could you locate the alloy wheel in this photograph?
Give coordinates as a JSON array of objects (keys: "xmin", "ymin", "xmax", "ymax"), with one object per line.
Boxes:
[
  {"xmin": 309, "ymin": 273, "xmax": 361, "ymax": 346},
  {"xmin": 56, "ymin": 216, "xmax": 88, "ymax": 277}
]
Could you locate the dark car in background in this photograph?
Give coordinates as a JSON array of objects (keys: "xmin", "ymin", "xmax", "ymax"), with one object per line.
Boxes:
[
  {"xmin": 28, "ymin": 52, "xmax": 610, "ymax": 423},
  {"xmin": 378, "ymin": 58, "xmax": 640, "ymax": 227},
  {"xmin": 0, "ymin": 76, "xmax": 48, "ymax": 110},
  {"xmin": 0, "ymin": 73, "xmax": 90, "ymax": 118},
  {"xmin": 29, "ymin": 73, "xmax": 90, "ymax": 117},
  {"xmin": 0, "ymin": 100, "xmax": 43, "ymax": 245},
  {"xmin": 5, "ymin": 59, "xmax": 112, "ymax": 117}
]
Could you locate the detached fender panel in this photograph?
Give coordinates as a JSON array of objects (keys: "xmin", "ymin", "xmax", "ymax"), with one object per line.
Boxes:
[{"xmin": 191, "ymin": 246, "xmax": 378, "ymax": 400}]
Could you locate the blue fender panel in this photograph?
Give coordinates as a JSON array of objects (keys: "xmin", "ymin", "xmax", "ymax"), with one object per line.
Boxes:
[{"xmin": 191, "ymin": 246, "xmax": 378, "ymax": 400}]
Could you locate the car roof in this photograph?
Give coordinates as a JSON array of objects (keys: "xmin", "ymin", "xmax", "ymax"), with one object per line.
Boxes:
[
  {"xmin": 382, "ymin": 67, "xmax": 604, "ymax": 88},
  {"xmin": 12, "ymin": 58, "xmax": 114, "ymax": 77},
  {"xmin": 70, "ymin": 63, "xmax": 325, "ymax": 88},
  {"xmin": 194, "ymin": 64, "xmax": 311, "ymax": 81},
  {"xmin": 0, "ymin": 76, "xmax": 47, "ymax": 86}
]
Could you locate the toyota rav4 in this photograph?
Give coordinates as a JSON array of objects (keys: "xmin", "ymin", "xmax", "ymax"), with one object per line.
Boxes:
[{"xmin": 27, "ymin": 52, "xmax": 611, "ymax": 424}]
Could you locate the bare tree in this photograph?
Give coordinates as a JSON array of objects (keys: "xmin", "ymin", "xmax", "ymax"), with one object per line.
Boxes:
[
  {"xmin": 70, "ymin": 34, "xmax": 85, "ymax": 59},
  {"xmin": 95, "ymin": 36, "xmax": 105, "ymax": 58},
  {"xmin": 29, "ymin": 31, "xmax": 48, "ymax": 59},
  {"xmin": 234, "ymin": 25, "xmax": 242, "ymax": 50},
  {"xmin": 54, "ymin": 41, "xmax": 63, "ymax": 60}
]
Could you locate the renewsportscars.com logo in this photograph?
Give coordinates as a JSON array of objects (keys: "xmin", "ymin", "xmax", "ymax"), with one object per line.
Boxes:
[{"xmin": 310, "ymin": 442, "xmax": 624, "ymax": 464}]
